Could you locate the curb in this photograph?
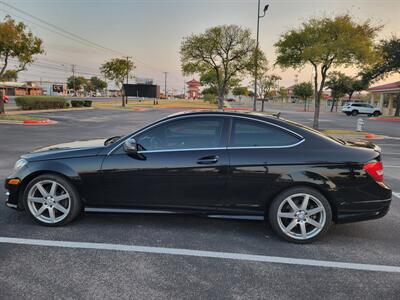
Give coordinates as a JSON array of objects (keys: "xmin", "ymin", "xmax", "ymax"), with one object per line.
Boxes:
[
  {"xmin": 23, "ymin": 119, "xmax": 56, "ymax": 125},
  {"xmin": 369, "ymin": 117, "xmax": 400, "ymax": 122}
]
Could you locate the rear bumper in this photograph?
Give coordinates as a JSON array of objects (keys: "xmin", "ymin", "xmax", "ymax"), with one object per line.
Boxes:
[{"xmin": 335, "ymin": 197, "xmax": 391, "ymax": 224}]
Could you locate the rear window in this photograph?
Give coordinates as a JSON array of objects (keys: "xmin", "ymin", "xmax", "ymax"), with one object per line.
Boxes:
[{"xmin": 230, "ymin": 119, "xmax": 300, "ymax": 147}]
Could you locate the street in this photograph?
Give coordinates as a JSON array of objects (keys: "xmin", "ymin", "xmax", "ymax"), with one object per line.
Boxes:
[{"xmin": 0, "ymin": 108, "xmax": 399, "ymax": 299}]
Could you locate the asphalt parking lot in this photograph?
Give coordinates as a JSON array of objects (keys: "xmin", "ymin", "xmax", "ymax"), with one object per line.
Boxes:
[{"xmin": 0, "ymin": 108, "xmax": 399, "ymax": 299}]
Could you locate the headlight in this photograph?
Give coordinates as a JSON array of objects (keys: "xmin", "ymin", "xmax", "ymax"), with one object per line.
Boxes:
[{"xmin": 14, "ymin": 159, "xmax": 27, "ymax": 172}]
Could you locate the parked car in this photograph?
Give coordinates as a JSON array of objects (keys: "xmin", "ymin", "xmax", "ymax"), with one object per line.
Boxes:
[
  {"xmin": 341, "ymin": 102, "xmax": 382, "ymax": 116},
  {"xmin": 5, "ymin": 111, "xmax": 391, "ymax": 243}
]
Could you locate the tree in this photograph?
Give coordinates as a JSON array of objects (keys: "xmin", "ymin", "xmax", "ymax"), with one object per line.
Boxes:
[
  {"xmin": 257, "ymin": 73, "xmax": 281, "ymax": 100},
  {"xmin": 361, "ymin": 36, "xmax": 400, "ymax": 116},
  {"xmin": 67, "ymin": 76, "xmax": 88, "ymax": 93},
  {"xmin": 199, "ymin": 69, "xmax": 239, "ymax": 96},
  {"xmin": 0, "ymin": 16, "xmax": 43, "ymax": 78},
  {"xmin": 0, "ymin": 70, "xmax": 18, "ymax": 82},
  {"xmin": 347, "ymin": 77, "xmax": 368, "ymax": 102},
  {"xmin": 275, "ymin": 14, "xmax": 380, "ymax": 128},
  {"xmin": 101, "ymin": 58, "xmax": 134, "ymax": 106},
  {"xmin": 294, "ymin": 82, "xmax": 313, "ymax": 111},
  {"xmin": 232, "ymin": 86, "xmax": 249, "ymax": 102},
  {"xmin": 180, "ymin": 25, "xmax": 258, "ymax": 109},
  {"xmin": 88, "ymin": 76, "xmax": 107, "ymax": 93},
  {"xmin": 0, "ymin": 16, "xmax": 43, "ymax": 114},
  {"xmin": 279, "ymin": 87, "xmax": 288, "ymax": 101},
  {"xmin": 325, "ymin": 71, "xmax": 351, "ymax": 112}
]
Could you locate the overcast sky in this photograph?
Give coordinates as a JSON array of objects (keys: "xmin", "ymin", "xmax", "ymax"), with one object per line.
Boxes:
[{"xmin": 2, "ymin": 0, "xmax": 399, "ymax": 92}]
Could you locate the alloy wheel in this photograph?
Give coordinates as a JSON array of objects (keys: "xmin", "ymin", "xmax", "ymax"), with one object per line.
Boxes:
[
  {"xmin": 27, "ymin": 180, "xmax": 71, "ymax": 224},
  {"xmin": 276, "ymin": 193, "xmax": 326, "ymax": 240}
]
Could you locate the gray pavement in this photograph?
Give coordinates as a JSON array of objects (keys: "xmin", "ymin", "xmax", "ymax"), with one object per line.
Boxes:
[{"xmin": 0, "ymin": 108, "xmax": 399, "ymax": 299}]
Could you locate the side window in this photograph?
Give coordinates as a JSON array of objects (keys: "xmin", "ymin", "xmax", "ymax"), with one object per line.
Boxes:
[
  {"xmin": 136, "ymin": 117, "xmax": 224, "ymax": 151},
  {"xmin": 230, "ymin": 119, "xmax": 300, "ymax": 147}
]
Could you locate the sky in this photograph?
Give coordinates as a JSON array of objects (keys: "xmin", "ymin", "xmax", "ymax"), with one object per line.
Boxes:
[{"xmin": 1, "ymin": 0, "xmax": 399, "ymax": 93}]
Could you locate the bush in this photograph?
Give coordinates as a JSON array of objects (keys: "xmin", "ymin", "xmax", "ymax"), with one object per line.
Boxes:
[
  {"xmin": 71, "ymin": 100, "xmax": 92, "ymax": 107},
  {"xmin": 15, "ymin": 96, "xmax": 67, "ymax": 110},
  {"xmin": 83, "ymin": 100, "xmax": 92, "ymax": 107}
]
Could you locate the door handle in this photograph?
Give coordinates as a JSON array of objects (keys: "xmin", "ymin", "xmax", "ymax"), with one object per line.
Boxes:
[{"xmin": 197, "ymin": 155, "xmax": 219, "ymax": 164}]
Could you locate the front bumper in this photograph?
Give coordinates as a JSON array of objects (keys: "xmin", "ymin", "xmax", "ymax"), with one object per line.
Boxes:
[{"xmin": 4, "ymin": 178, "xmax": 24, "ymax": 211}]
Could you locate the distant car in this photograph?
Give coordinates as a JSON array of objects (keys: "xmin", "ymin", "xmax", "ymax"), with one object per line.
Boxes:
[
  {"xmin": 5, "ymin": 111, "xmax": 392, "ymax": 243},
  {"xmin": 226, "ymin": 98, "xmax": 236, "ymax": 102},
  {"xmin": 341, "ymin": 103, "xmax": 382, "ymax": 116}
]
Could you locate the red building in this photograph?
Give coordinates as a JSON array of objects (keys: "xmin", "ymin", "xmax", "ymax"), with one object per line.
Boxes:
[{"xmin": 186, "ymin": 79, "xmax": 200, "ymax": 99}]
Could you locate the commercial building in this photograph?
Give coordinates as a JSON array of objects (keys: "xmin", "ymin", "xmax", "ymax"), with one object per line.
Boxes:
[{"xmin": 0, "ymin": 82, "xmax": 42, "ymax": 96}]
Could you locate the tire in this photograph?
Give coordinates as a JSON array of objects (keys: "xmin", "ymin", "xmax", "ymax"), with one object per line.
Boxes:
[
  {"xmin": 345, "ymin": 112, "xmax": 351, "ymax": 116},
  {"xmin": 373, "ymin": 111, "xmax": 380, "ymax": 117},
  {"xmin": 268, "ymin": 187, "xmax": 332, "ymax": 244},
  {"xmin": 23, "ymin": 174, "xmax": 82, "ymax": 226},
  {"xmin": 351, "ymin": 110, "xmax": 358, "ymax": 116}
]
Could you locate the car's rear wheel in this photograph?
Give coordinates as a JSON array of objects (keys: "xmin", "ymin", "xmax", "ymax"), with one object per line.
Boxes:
[
  {"xmin": 23, "ymin": 174, "xmax": 82, "ymax": 226},
  {"xmin": 268, "ymin": 187, "xmax": 332, "ymax": 243},
  {"xmin": 351, "ymin": 110, "xmax": 358, "ymax": 116},
  {"xmin": 373, "ymin": 111, "xmax": 380, "ymax": 117}
]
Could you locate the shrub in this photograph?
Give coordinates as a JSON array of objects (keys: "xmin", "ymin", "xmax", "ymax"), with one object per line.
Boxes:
[
  {"xmin": 15, "ymin": 96, "xmax": 67, "ymax": 110},
  {"xmin": 83, "ymin": 100, "xmax": 92, "ymax": 107},
  {"xmin": 71, "ymin": 100, "xmax": 91, "ymax": 107}
]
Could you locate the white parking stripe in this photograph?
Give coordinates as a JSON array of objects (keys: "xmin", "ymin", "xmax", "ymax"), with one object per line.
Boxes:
[
  {"xmin": 393, "ymin": 192, "xmax": 400, "ymax": 199},
  {"xmin": 0, "ymin": 237, "xmax": 399, "ymax": 273}
]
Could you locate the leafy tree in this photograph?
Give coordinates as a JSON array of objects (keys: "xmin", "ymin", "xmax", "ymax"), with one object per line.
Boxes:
[
  {"xmin": 346, "ymin": 77, "xmax": 369, "ymax": 102},
  {"xmin": 0, "ymin": 16, "xmax": 43, "ymax": 78},
  {"xmin": 0, "ymin": 70, "xmax": 17, "ymax": 81},
  {"xmin": 101, "ymin": 58, "xmax": 135, "ymax": 106},
  {"xmin": 257, "ymin": 73, "xmax": 281, "ymax": 99},
  {"xmin": 325, "ymin": 71, "xmax": 351, "ymax": 111},
  {"xmin": 67, "ymin": 76, "xmax": 88, "ymax": 93},
  {"xmin": 180, "ymin": 25, "xmax": 258, "ymax": 108},
  {"xmin": 88, "ymin": 76, "xmax": 107, "ymax": 92},
  {"xmin": 275, "ymin": 14, "xmax": 380, "ymax": 128},
  {"xmin": 361, "ymin": 36, "xmax": 400, "ymax": 116},
  {"xmin": 199, "ymin": 69, "xmax": 239, "ymax": 96},
  {"xmin": 294, "ymin": 82, "xmax": 313, "ymax": 111},
  {"xmin": 279, "ymin": 86, "xmax": 288, "ymax": 100},
  {"xmin": 232, "ymin": 86, "xmax": 249, "ymax": 97}
]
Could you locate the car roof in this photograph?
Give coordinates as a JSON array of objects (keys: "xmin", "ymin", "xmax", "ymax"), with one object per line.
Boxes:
[{"xmin": 166, "ymin": 109, "xmax": 280, "ymax": 121}]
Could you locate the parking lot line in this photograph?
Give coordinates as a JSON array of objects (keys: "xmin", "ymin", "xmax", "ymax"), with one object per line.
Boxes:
[
  {"xmin": 0, "ymin": 236, "xmax": 399, "ymax": 273},
  {"xmin": 393, "ymin": 192, "xmax": 400, "ymax": 199}
]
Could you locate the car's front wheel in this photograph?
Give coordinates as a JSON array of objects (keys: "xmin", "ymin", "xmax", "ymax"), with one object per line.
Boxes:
[
  {"xmin": 268, "ymin": 187, "xmax": 332, "ymax": 243},
  {"xmin": 351, "ymin": 110, "xmax": 358, "ymax": 116},
  {"xmin": 23, "ymin": 174, "xmax": 82, "ymax": 226}
]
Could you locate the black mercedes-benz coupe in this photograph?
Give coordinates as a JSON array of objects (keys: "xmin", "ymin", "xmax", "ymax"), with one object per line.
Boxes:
[{"xmin": 5, "ymin": 111, "xmax": 392, "ymax": 243}]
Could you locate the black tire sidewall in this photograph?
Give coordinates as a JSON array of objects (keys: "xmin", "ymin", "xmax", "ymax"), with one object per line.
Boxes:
[
  {"xmin": 351, "ymin": 110, "xmax": 358, "ymax": 116},
  {"xmin": 268, "ymin": 187, "xmax": 332, "ymax": 244},
  {"xmin": 23, "ymin": 174, "xmax": 81, "ymax": 226}
]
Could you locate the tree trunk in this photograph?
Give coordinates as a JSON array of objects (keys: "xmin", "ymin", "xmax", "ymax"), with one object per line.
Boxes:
[
  {"xmin": 217, "ymin": 86, "xmax": 224, "ymax": 109},
  {"xmin": 395, "ymin": 93, "xmax": 400, "ymax": 117},
  {"xmin": 121, "ymin": 89, "xmax": 125, "ymax": 107},
  {"xmin": 303, "ymin": 97, "xmax": 307, "ymax": 111},
  {"xmin": 0, "ymin": 90, "xmax": 4, "ymax": 114},
  {"xmin": 330, "ymin": 98, "xmax": 335, "ymax": 112},
  {"xmin": 312, "ymin": 66, "xmax": 320, "ymax": 129}
]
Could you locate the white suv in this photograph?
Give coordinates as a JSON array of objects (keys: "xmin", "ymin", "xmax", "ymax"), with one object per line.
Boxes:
[{"xmin": 341, "ymin": 103, "xmax": 382, "ymax": 116}]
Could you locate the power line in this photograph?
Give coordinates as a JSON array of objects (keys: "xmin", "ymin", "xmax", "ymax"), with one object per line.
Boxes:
[{"xmin": 1, "ymin": 1, "xmax": 126, "ymax": 57}]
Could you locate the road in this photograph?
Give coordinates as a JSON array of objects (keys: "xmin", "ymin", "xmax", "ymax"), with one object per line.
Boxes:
[{"xmin": 0, "ymin": 108, "xmax": 399, "ymax": 299}]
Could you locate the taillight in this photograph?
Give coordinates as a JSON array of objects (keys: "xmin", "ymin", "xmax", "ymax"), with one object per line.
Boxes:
[{"xmin": 363, "ymin": 161, "xmax": 384, "ymax": 182}]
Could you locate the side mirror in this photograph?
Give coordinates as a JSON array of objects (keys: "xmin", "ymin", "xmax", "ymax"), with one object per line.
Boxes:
[{"xmin": 123, "ymin": 138, "xmax": 138, "ymax": 155}]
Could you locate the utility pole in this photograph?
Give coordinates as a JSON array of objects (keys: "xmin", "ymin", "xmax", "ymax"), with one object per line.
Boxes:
[
  {"xmin": 71, "ymin": 64, "xmax": 76, "ymax": 96},
  {"xmin": 163, "ymin": 72, "xmax": 168, "ymax": 100},
  {"xmin": 253, "ymin": 1, "xmax": 269, "ymax": 111}
]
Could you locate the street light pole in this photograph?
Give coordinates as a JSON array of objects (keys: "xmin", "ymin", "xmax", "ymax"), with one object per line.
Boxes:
[{"xmin": 253, "ymin": 1, "xmax": 269, "ymax": 111}]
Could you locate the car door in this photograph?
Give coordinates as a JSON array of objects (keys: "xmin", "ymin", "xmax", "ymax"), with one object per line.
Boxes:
[
  {"xmin": 222, "ymin": 117, "xmax": 304, "ymax": 214},
  {"xmin": 100, "ymin": 115, "xmax": 229, "ymax": 211}
]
